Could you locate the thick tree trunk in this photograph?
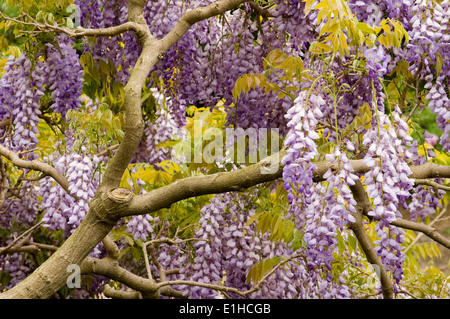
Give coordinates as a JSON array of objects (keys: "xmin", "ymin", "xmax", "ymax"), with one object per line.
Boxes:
[{"xmin": 0, "ymin": 189, "xmax": 133, "ymax": 299}]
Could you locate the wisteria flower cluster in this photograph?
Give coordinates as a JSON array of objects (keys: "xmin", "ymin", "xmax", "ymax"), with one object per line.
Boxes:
[
  {"xmin": 44, "ymin": 35, "xmax": 84, "ymax": 117},
  {"xmin": 0, "ymin": 55, "xmax": 45, "ymax": 160},
  {"xmin": 282, "ymin": 91, "xmax": 323, "ymax": 203},
  {"xmin": 40, "ymin": 148, "xmax": 99, "ymax": 237},
  {"xmin": 361, "ymin": 108, "xmax": 415, "ymax": 283},
  {"xmin": 1, "ymin": 0, "xmax": 450, "ymax": 300}
]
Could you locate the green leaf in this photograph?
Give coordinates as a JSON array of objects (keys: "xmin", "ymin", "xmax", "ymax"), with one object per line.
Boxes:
[
  {"xmin": 247, "ymin": 257, "xmax": 282, "ymax": 285},
  {"xmin": 0, "ymin": 36, "xmax": 9, "ymax": 52},
  {"xmin": 232, "ymin": 74, "xmax": 261, "ymax": 100},
  {"xmin": 336, "ymin": 230, "xmax": 346, "ymax": 254},
  {"xmin": 245, "ymin": 212, "xmax": 261, "ymax": 228},
  {"xmin": 291, "ymin": 229, "xmax": 304, "ymax": 251},
  {"xmin": 263, "ymin": 49, "xmax": 286, "ymax": 69},
  {"xmin": 317, "ymin": 141, "xmax": 336, "ymax": 155},
  {"xmin": 47, "ymin": 13, "xmax": 54, "ymax": 25},
  {"xmin": 338, "ymin": 30, "xmax": 348, "ymax": 55},
  {"xmin": 348, "ymin": 234, "xmax": 357, "ymax": 253},
  {"xmin": 435, "ymin": 52, "xmax": 443, "ymax": 77},
  {"xmin": 303, "ymin": 0, "xmax": 315, "ymax": 17},
  {"xmin": 309, "ymin": 42, "xmax": 332, "ymax": 54},
  {"xmin": 130, "ymin": 246, "xmax": 141, "ymax": 262},
  {"xmin": 355, "ymin": 22, "xmax": 375, "ymax": 35},
  {"xmin": 124, "ymin": 235, "xmax": 134, "ymax": 246},
  {"xmin": 66, "ymin": 17, "xmax": 74, "ymax": 29},
  {"xmin": 320, "ymin": 19, "xmax": 339, "ymax": 37}
]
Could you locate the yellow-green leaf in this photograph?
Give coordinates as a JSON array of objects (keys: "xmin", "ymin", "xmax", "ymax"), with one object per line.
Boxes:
[
  {"xmin": 435, "ymin": 52, "xmax": 443, "ymax": 76},
  {"xmin": 320, "ymin": 19, "xmax": 339, "ymax": 36},
  {"xmin": 355, "ymin": 22, "xmax": 375, "ymax": 35},
  {"xmin": 303, "ymin": 0, "xmax": 315, "ymax": 16},
  {"xmin": 310, "ymin": 42, "xmax": 332, "ymax": 54}
]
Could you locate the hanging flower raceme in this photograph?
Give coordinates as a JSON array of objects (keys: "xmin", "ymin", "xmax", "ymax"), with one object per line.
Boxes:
[
  {"xmin": 40, "ymin": 149, "xmax": 99, "ymax": 236},
  {"xmin": 282, "ymin": 91, "xmax": 323, "ymax": 204},
  {"xmin": 362, "ymin": 107, "xmax": 415, "ymax": 284},
  {"xmin": 0, "ymin": 55, "xmax": 45, "ymax": 160},
  {"xmin": 44, "ymin": 34, "xmax": 84, "ymax": 118},
  {"xmin": 282, "ymin": 89, "xmax": 323, "ymax": 240}
]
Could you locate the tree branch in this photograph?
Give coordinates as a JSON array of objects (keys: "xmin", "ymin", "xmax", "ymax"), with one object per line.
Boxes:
[
  {"xmin": 314, "ymin": 159, "xmax": 450, "ymax": 182},
  {"xmin": 100, "ymin": 0, "xmax": 250, "ymax": 191},
  {"xmin": 348, "ymin": 180, "xmax": 394, "ymax": 299},
  {"xmin": 103, "ymin": 285, "xmax": 142, "ymax": 299},
  {"xmin": 403, "ymin": 203, "xmax": 450, "ymax": 253},
  {"xmin": 81, "ymin": 256, "xmax": 159, "ymax": 296},
  {"xmin": 159, "ymin": 0, "xmax": 248, "ymax": 53},
  {"xmin": 0, "ymin": 0, "xmax": 253, "ymax": 299},
  {"xmin": 0, "ymin": 11, "xmax": 141, "ymax": 38},
  {"xmin": 123, "ymin": 148, "xmax": 285, "ymax": 216},
  {"xmin": 414, "ymin": 179, "xmax": 450, "ymax": 193},
  {"xmin": 156, "ymin": 253, "xmax": 304, "ymax": 298},
  {"xmin": 392, "ymin": 215, "xmax": 450, "ymax": 250},
  {"xmin": 123, "ymin": 149, "xmax": 450, "ymax": 217},
  {"xmin": 0, "ymin": 221, "xmax": 45, "ymax": 255},
  {"xmin": 0, "ymin": 145, "xmax": 74, "ymax": 198},
  {"xmin": 248, "ymin": 1, "xmax": 274, "ymax": 19}
]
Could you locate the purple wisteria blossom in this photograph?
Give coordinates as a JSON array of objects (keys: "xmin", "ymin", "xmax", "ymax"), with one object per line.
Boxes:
[
  {"xmin": 0, "ymin": 55, "xmax": 45, "ymax": 160},
  {"xmin": 44, "ymin": 35, "xmax": 84, "ymax": 117},
  {"xmin": 362, "ymin": 108, "xmax": 415, "ymax": 284},
  {"xmin": 364, "ymin": 46, "xmax": 391, "ymax": 79}
]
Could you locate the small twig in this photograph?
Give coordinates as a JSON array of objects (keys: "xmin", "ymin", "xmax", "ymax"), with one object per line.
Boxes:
[
  {"xmin": 248, "ymin": 1, "xmax": 274, "ymax": 19},
  {"xmin": 318, "ymin": 120, "xmax": 343, "ymax": 135},
  {"xmin": 414, "ymin": 179, "xmax": 450, "ymax": 193},
  {"xmin": 0, "ymin": 10, "xmax": 141, "ymax": 39},
  {"xmin": 0, "ymin": 144, "xmax": 76, "ymax": 200},
  {"xmin": 403, "ymin": 202, "xmax": 450, "ymax": 254},
  {"xmin": 96, "ymin": 144, "xmax": 120, "ymax": 157},
  {"xmin": 243, "ymin": 253, "xmax": 304, "ymax": 295},
  {"xmin": 156, "ymin": 253, "xmax": 304, "ymax": 297},
  {"xmin": 0, "ymin": 156, "xmax": 9, "ymax": 208},
  {"xmin": 149, "ymin": 246, "xmax": 166, "ymax": 281},
  {"xmin": 142, "ymin": 242, "xmax": 154, "ymax": 281},
  {"xmin": 17, "ymin": 148, "xmax": 39, "ymax": 156},
  {"xmin": 349, "ymin": 73, "xmax": 367, "ymax": 93},
  {"xmin": 0, "ymin": 221, "xmax": 44, "ymax": 255},
  {"xmin": 398, "ymin": 288, "xmax": 420, "ymax": 299},
  {"xmin": 21, "ymin": 173, "xmax": 48, "ymax": 182}
]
